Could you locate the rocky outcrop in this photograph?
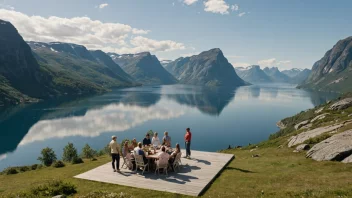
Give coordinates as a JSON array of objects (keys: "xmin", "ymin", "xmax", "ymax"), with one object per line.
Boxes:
[
  {"xmin": 342, "ymin": 155, "xmax": 352, "ymax": 163},
  {"xmin": 315, "ymin": 107, "xmax": 324, "ymax": 114},
  {"xmin": 329, "ymin": 98, "xmax": 352, "ymax": 110},
  {"xmin": 276, "ymin": 121, "xmax": 286, "ymax": 129},
  {"xmin": 288, "ymin": 124, "xmax": 344, "ymax": 147},
  {"xmin": 295, "ymin": 144, "xmax": 310, "ymax": 152},
  {"xmin": 306, "ymin": 129, "xmax": 352, "ymax": 162},
  {"xmin": 294, "ymin": 120, "xmax": 310, "ymax": 130},
  {"xmin": 311, "ymin": 113, "xmax": 329, "ymax": 123}
]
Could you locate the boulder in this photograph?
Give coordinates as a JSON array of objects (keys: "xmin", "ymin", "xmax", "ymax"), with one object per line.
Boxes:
[
  {"xmin": 301, "ymin": 123, "xmax": 313, "ymax": 130},
  {"xmin": 288, "ymin": 124, "xmax": 344, "ymax": 147},
  {"xmin": 295, "ymin": 144, "xmax": 310, "ymax": 151},
  {"xmin": 311, "ymin": 113, "xmax": 329, "ymax": 123},
  {"xmin": 52, "ymin": 196, "xmax": 64, "ymax": 198},
  {"xmin": 276, "ymin": 121, "xmax": 286, "ymax": 129},
  {"xmin": 329, "ymin": 98, "xmax": 352, "ymax": 111},
  {"xmin": 342, "ymin": 155, "xmax": 352, "ymax": 163},
  {"xmin": 294, "ymin": 120, "xmax": 310, "ymax": 130},
  {"xmin": 306, "ymin": 129, "xmax": 352, "ymax": 161}
]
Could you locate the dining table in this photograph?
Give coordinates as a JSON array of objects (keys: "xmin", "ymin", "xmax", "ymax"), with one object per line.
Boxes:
[{"xmin": 132, "ymin": 146, "xmax": 174, "ymax": 171}]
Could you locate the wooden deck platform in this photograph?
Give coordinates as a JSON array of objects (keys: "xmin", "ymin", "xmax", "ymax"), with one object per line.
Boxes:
[{"xmin": 74, "ymin": 150, "xmax": 234, "ymax": 196}]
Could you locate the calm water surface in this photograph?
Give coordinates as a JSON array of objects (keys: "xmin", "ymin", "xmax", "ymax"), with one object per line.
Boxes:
[{"xmin": 0, "ymin": 84, "xmax": 338, "ymax": 170}]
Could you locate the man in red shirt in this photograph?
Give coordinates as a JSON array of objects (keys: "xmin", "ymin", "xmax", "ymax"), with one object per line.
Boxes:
[{"xmin": 184, "ymin": 128, "xmax": 192, "ymax": 159}]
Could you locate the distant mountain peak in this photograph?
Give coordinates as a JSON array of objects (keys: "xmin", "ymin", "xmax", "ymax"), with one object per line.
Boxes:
[{"xmin": 165, "ymin": 48, "xmax": 245, "ymax": 87}]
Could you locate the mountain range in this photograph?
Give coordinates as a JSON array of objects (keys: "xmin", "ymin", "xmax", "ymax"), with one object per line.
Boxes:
[
  {"xmin": 298, "ymin": 36, "xmax": 352, "ymax": 93},
  {"xmin": 1, "ymin": 19, "xmax": 351, "ymax": 106},
  {"xmin": 164, "ymin": 48, "xmax": 246, "ymax": 87},
  {"xmin": 108, "ymin": 52, "xmax": 178, "ymax": 85},
  {"xmin": 235, "ymin": 66, "xmax": 311, "ymax": 84}
]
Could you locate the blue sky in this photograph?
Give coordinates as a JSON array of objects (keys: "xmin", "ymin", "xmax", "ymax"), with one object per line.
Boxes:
[{"xmin": 0, "ymin": 0, "xmax": 351, "ymax": 70}]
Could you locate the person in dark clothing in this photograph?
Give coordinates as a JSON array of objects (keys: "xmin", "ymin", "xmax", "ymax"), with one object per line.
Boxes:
[
  {"xmin": 143, "ymin": 133, "xmax": 151, "ymax": 146},
  {"xmin": 109, "ymin": 135, "xmax": 120, "ymax": 172}
]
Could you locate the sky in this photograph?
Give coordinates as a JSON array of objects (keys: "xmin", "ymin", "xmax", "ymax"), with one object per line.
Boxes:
[{"xmin": 0, "ymin": 0, "xmax": 351, "ymax": 70}]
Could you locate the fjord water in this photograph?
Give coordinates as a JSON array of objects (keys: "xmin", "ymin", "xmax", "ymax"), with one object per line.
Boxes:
[{"xmin": 0, "ymin": 84, "xmax": 337, "ymax": 170}]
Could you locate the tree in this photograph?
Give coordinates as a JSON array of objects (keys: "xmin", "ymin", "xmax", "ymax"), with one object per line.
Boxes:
[
  {"xmin": 81, "ymin": 144, "xmax": 95, "ymax": 159},
  {"xmin": 38, "ymin": 147, "xmax": 57, "ymax": 166},
  {"xmin": 62, "ymin": 142, "xmax": 78, "ymax": 162}
]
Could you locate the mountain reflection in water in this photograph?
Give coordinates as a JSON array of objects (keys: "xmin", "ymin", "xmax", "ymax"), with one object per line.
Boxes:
[{"xmin": 0, "ymin": 84, "xmax": 338, "ymax": 169}]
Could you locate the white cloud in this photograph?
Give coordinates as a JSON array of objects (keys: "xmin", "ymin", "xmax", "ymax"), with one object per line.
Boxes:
[
  {"xmin": 98, "ymin": 3, "xmax": 108, "ymax": 9},
  {"xmin": 172, "ymin": 2, "xmax": 175, "ymax": 6},
  {"xmin": 231, "ymin": 62, "xmax": 251, "ymax": 67},
  {"xmin": 238, "ymin": 12, "xmax": 246, "ymax": 17},
  {"xmin": 258, "ymin": 58, "xmax": 292, "ymax": 67},
  {"xmin": 231, "ymin": 4, "xmax": 239, "ymax": 11},
  {"xmin": 0, "ymin": 9, "xmax": 185, "ymax": 54},
  {"xmin": 184, "ymin": 0, "xmax": 198, "ymax": 5},
  {"xmin": 181, "ymin": 52, "xmax": 200, "ymax": 57},
  {"xmin": 204, "ymin": 0, "xmax": 229, "ymax": 15}
]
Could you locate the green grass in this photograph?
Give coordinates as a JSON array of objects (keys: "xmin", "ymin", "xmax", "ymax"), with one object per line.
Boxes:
[{"xmin": 1, "ymin": 146, "xmax": 352, "ymax": 198}]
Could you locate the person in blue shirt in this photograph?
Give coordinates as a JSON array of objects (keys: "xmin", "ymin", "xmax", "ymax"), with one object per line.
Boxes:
[{"xmin": 143, "ymin": 133, "xmax": 151, "ymax": 146}]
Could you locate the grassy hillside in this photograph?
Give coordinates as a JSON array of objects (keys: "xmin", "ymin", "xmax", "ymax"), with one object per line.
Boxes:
[{"xmin": 1, "ymin": 144, "xmax": 352, "ymax": 198}]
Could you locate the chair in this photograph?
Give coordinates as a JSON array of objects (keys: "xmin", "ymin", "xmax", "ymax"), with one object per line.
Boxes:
[
  {"xmin": 155, "ymin": 161, "xmax": 168, "ymax": 176},
  {"xmin": 134, "ymin": 155, "xmax": 148, "ymax": 175},
  {"xmin": 121, "ymin": 156, "xmax": 129, "ymax": 169},
  {"xmin": 172, "ymin": 152, "xmax": 182, "ymax": 172}
]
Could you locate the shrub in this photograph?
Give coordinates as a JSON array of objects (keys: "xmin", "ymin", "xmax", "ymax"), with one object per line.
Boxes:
[
  {"xmin": 91, "ymin": 158, "xmax": 97, "ymax": 161},
  {"xmin": 31, "ymin": 164, "xmax": 38, "ymax": 170},
  {"xmin": 81, "ymin": 144, "xmax": 95, "ymax": 159},
  {"xmin": 38, "ymin": 147, "xmax": 57, "ymax": 166},
  {"xmin": 96, "ymin": 149, "xmax": 106, "ymax": 157},
  {"xmin": 37, "ymin": 164, "xmax": 44, "ymax": 169},
  {"xmin": 72, "ymin": 157, "xmax": 84, "ymax": 164},
  {"xmin": 30, "ymin": 180, "xmax": 76, "ymax": 197},
  {"xmin": 52, "ymin": 160, "xmax": 65, "ymax": 168},
  {"xmin": 4, "ymin": 167, "xmax": 18, "ymax": 175},
  {"xmin": 62, "ymin": 142, "xmax": 78, "ymax": 163},
  {"xmin": 19, "ymin": 166, "xmax": 30, "ymax": 172}
]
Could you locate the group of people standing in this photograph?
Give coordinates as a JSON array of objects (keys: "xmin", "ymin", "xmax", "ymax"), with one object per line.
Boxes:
[{"xmin": 109, "ymin": 128, "xmax": 192, "ymax": 172}]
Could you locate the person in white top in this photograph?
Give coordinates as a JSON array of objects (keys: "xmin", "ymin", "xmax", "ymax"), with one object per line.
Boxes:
[
  {"xmin": 156, "ymin": 146, "xmax": 170, "ymax": 166},
  {"xmin": 109, "ymin": 135, "xmax": 120, "ymax": 172},
  {"xmin": 152, "ymin": 132, "xmax": 161, "ymax": 147}
]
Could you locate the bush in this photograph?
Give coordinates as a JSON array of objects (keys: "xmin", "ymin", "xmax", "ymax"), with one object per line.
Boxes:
[
  {"xmin": 38, "ymin": 147, "xmax": 57, "ymax": 166},
  {"xmin": 62, "ymin": 142, "xmax": 78, "ymax": 163},
  {"xmin": 91, "ymin": 158, "xmax": 97, "ymax": 161},
  {"xmin": 30, "ymin": 180, "xmax": 77, "ymax": 197},
  {"xmin": 37, "ymin": 164, "xmax": 44, "ymax": 169},
  {"xmin": 4, "ymin": 167, "xmax": 18, "ymax": 175},
  {"xmin": 52, "ymin": 160, "xmax": 65, "ymax": 168},
  {"xmin": 19, "ymin": 166, "xmax": 30, "ymax": 172},
  {"xmin": 81, "ymin": 144, "xmax": 95, "ymax": 159},
  {"xmin": 96, "ymin": 149, "xmax": 106, "ymax": 157},
  {"xmin": 72, "ymin": 157, "xmax": 84, "ymax": 164},
  {"xmin": 31, "ymin": 164, "xmax": 38, "ymax": 170}
]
